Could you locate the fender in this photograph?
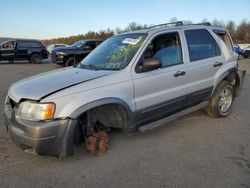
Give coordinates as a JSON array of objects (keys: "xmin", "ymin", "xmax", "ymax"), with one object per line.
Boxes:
[{"xmin": 69, "ymin": 97, "xmax": 134, "ymax": 123}]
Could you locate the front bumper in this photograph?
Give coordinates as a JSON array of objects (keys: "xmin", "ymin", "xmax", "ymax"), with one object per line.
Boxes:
[
  {"xmin": 3, "ymin": 102, "xmax": 72, "ymax": 157},
  {"xmin": 51, "ymin": 52, "xmax": 64, "ymax": 64}
]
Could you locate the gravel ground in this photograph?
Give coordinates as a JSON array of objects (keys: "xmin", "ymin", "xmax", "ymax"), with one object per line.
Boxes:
[{"xmin": 0, "ymin": 59, "xmax": 249, "ymax": 188}]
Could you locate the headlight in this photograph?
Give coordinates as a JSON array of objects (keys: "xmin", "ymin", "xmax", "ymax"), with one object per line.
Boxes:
[
  {"xmin": 56, "ymin": 52, "xmax": 65, "ymax": 56},
  {"xmin": 16, "ymin": 101, "xmax": 55, "ymax": 121}
]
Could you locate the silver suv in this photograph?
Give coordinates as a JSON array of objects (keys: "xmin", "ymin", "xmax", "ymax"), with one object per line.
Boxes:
[{"xmin": 3, "ymin": 22, "xmax": 246, "ymax": 157}]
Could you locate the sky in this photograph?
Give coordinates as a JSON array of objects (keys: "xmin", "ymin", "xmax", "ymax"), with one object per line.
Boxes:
[{"xmin": 0, "ymin": 0, "xmax": 250, "ymax": 39}]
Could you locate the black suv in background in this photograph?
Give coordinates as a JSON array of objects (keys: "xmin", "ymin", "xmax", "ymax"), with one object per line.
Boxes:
[
  {"xmin": 0, "ymin": 40, "xmax": 49, "ymax": 63},
  {"xmin": 51, "ymin": 39, "xmax": 103, "ymax": 66}
]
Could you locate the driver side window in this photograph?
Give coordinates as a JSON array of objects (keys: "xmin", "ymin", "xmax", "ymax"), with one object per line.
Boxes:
[
  {"xmin": 2, "ymin": 41, "xmax": 16, "ymax": 50},
  {"xmin": 142, "ymin": 32, "xmax": 183, "ymax": 68}
]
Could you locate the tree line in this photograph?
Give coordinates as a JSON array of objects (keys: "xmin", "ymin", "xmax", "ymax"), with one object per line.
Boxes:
[{"xmin": 42, "ymin": 18, "xmax": 250, "ymax": 45}]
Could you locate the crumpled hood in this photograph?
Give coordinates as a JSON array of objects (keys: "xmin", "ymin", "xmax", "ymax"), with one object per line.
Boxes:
[{"xmin": 8, "ymin": 67, "xmax": 113, "ymax": 103}]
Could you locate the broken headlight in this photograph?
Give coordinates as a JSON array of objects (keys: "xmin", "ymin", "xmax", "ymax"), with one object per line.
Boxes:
[{"xmin": 16, "ymin": 101, "xmax": 55, "ymax": 121}]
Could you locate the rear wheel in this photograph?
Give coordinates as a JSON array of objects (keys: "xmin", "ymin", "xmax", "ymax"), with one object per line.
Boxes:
[
  {"xmin": 206, "ymin": 81, "xmax": 234, "ymax": 118},
  {"xmin": 65, "ymin": 57, "xmax": 78, "ymax": 67},
  {"xmin": 30, "ymin": 54, "xmax": 42, "ymax": 64}
]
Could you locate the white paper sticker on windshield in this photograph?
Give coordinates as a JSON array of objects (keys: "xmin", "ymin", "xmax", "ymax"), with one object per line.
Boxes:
[{"xmin": 122, "ymin": 37, "xmax": 142, "ymax": 45}]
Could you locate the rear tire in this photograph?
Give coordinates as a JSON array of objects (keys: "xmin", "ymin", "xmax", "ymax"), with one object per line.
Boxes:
[
  {"xmin": 30, "ymin": 54, "xmax": 42, "ymax": 64},
  {"xmin": 65, "ymin": 57, "xmax": 78, "ymax": 67},
  {"xmin": 206, "ymin": 81, "xmax": 234, "ymax": 118}
]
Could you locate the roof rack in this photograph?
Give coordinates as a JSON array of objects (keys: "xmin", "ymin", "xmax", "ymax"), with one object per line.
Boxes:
[
  {"xmin": 147, "ymin": 21, "xmax": 184, "ymax": 29},
  {"xmin": 147, "ymin": 21, "xmax": 211, "ymax": 29}
]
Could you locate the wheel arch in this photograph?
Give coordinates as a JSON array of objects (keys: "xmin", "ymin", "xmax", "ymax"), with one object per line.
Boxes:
[
  {"xmin": 64, "ymin": 55, "xmax": 79, "ymax": 66},
  {"xmin": 212, "ymin": 67, "xmax": 241, "ymax": 97},
  {"xmin": 69, "ymin": 97, "xmax": 134, "ymax": 125}
]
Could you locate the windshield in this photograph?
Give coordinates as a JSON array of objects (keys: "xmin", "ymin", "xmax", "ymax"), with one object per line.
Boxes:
[
  {"xmin": 71, "ymin": 40, "xmax": 86, "ymax": 48},
  {"xmin": 78, "ymin": 33, "xmax": 147, "ymax": 70}
]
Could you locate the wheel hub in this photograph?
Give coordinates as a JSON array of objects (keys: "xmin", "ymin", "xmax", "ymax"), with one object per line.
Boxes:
[{"xmin": 218, "ymin": 88, "xmax": 233, "ymax": 113}]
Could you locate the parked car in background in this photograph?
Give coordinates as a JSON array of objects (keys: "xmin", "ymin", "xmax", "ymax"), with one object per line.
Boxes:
[
  {"xmin": 51, "ymin": 39, "xmax": 103, "ymax": 66},
  {"xmin": 0, "ymin": 40, "xmax": 48, "ymax": 63},
  {"xmin": 243, "ymin": 45, "xmax": 250, "ymax": 58},
  {"xmin": 47, "ymin": 44, "xmax": 68, "ymax": 53},
  {"xmin": 234, "ymin": 44, "xmax": 245, "ymax": 59}
]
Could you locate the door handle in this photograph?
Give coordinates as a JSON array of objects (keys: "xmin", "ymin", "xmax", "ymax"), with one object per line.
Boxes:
[
  {"xmin": 213, "ymin": 62, "xmax": 223, "ymax": 67},
  {"xmin": 174, "ymin": 71, "xmax": 186, "ymax": 77}
]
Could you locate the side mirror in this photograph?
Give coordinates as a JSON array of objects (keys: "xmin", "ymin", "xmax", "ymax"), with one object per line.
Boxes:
[{"xmin": 141, "ymin": 58, "xmax": 161, "ymax": 72}]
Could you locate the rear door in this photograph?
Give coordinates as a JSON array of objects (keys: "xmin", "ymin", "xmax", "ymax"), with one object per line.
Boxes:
[
  {"xmin": 16, "ymin": 41, "xmax": 30, "ymax": 59},
  {"xmin": 132, "ymin": 30, "xmax": 191, "ymax": 125},
  {"xmin": 181, "ymin": 28, "xmax": 224, "ymax": 106}
]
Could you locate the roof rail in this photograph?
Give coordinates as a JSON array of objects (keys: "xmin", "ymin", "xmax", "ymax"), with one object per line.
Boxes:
[
  {"xmin": 148, "ymin": 21, "xmax": 184, "ymax": 29},
  {"xmin": 189, "ymin": 22, "xmax": 211, "ymax": 26}
]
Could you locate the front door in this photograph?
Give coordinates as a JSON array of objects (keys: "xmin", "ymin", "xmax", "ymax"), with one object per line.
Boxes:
[
  {"xmin": 132, "ymin": 30, "xmax": 191, "ymax": 125},
  {"xmin": 0, "ymin": 41, "xmax": 16, "ymax": 60}
]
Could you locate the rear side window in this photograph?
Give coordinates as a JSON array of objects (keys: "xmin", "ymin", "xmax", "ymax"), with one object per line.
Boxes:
[
  {"xmin": 18, "ymin": 41, "xmax": 43, "ymax": 48},
  {"xmin": 185, "ymin": 29, "xmax": 221, "ymax": 62},
  {"xmin": 214, "ymin": 31, "xmax": 233, "ymax": 50}
]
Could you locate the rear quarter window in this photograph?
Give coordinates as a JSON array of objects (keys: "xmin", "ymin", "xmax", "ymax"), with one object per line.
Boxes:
[
  {"xmin": 213, "ymin": 30, "xmax": 233, "ymax": 50},
  {"xmin": 185, "ymin": 29, "xmax": 221, "ymax": 62}
]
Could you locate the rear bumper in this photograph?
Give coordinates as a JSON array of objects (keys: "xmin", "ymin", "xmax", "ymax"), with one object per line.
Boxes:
[
  {"xmin": 236, "ymin": 70, "xmax": 246, "ymax": 96},
  {"xmin": 3, "ymin": 103, "xmax": 76, "ymax": 157}
]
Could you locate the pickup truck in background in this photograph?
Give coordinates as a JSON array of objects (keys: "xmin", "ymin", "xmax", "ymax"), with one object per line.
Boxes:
[{"xmin": 51, "ymin": 39, "xmax": 103, "ymax": 66}]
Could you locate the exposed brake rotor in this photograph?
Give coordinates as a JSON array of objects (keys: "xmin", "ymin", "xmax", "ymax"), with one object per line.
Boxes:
[{"xmin": 86, "ymin": 131, "xmax": 109, "ymax": 156}]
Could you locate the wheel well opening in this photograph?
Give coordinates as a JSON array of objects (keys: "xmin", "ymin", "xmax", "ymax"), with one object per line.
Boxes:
[
  {"xmin": 223, "ymin": 72, "xmax": 240, "ymax": 96},
  {"xmin": 73, "ymin": 104, "xmax": 129, "ymax": 145}
]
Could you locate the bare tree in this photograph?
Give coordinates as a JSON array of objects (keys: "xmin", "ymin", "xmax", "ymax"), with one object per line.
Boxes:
[
  {"xmin": 236, "ymin": 20, "xmax": 250, "ymax": 43},
  {"xmin": 226, "ymin": 20, "xmax": 236, "ymax": 41},
  {"xmin": 169, "ymin": 17, "xmax": 178, "ymax": 22},
  {"xmin": 211, "ymin": 19, "xmax": 226, "ymax": 28},
  {"xmin": 183, "ymin": 20, "xmax": 193, "ymax": 24},
  {"xmin": 42, "ymin": 19, "xmax": 250, "ymax": 45}
]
